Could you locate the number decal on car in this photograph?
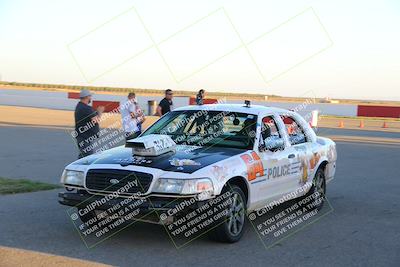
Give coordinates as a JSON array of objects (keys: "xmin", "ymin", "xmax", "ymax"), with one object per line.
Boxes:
[{"xmin": 241, "ymin": 151, "xmax": 264, "ymax": 181}]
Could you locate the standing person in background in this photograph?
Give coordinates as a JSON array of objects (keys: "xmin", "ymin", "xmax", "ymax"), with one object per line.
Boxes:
[
  {"xmin": 156, "ymin": 89, "xmax": 174, "ymax": 116},
  {"xmin": 74, "ymin": 89, "xmax": 104, "ymax": 158},
  {"xmin": 196, "ymin": 89, "xmax": 205, "ymax": 105},
  {"xmin": 120, "ymin": 92, "xmax": 144, "ymax": 140},
  {"xmin": 134, "ymin": 95, "xmax": 146, "ymax": 134}
]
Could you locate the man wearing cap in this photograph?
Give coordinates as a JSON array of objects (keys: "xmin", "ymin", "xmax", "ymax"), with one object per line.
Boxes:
[{"xmin": 74, "ymin": 89, "xmax": 104, "ymax": 158}]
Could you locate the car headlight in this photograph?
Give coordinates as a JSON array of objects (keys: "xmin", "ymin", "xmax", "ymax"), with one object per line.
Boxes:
[
  {"xmin": 153, "ymin": 178, "xmax": 214, "ymax": 195},
  {"xmin": 60, "ymin": 170, "xmax": 85, "ymax": 186}
]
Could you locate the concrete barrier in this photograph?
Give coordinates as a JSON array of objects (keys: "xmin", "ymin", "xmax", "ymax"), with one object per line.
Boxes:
[
  {"xmin": 0, "ymin": 88, "xmax": 190, "ymax": 115},
  {"xmin": 0, "ymin": 88, "xmax": 366, "ymax": 118},
  {"xmin": 357, "ymin": 105, "xmax": 400, "ymax": 118}
]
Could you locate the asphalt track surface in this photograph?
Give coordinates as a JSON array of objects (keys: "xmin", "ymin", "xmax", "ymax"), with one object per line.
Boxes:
[{"xmin": 0, "ymin": 125, "xmax": 399, "ymax": 266}]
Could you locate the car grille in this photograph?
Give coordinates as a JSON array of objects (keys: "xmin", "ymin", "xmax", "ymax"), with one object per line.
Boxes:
[{"xmin": 85, "ymin": 169, "xmax": 152, "ymax": 194}]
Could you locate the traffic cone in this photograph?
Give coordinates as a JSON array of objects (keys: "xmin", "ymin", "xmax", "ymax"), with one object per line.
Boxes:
[
  {"xmin": 359, "ymin": 120, "xmax": 364, "ymax": 128},
  {"xmin": 338, "ymin": 121, "xmax": 344, "ymax": 128},
  {"xmin": 382, "ymin": 121, "xmax": 388, "ymax": 128}
]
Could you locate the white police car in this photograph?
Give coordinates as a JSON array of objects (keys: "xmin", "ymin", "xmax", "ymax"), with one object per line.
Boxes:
[{"xmin": 59, "ymin": 103, "xmax": 336, "ymax": 243}]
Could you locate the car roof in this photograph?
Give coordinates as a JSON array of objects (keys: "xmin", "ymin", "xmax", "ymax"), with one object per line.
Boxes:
[{"xmin": 173, "ymin": 104, "xmax": 290, "ymax": 115}]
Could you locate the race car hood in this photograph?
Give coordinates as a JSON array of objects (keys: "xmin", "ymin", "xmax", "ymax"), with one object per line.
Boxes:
[{"xmin": 73, "ymin": 145, "xmax": 246, "ymax": 174}]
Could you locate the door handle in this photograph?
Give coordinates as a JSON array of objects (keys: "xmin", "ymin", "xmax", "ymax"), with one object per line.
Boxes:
[{"xmin": 288, "ymin": 154, "xmax": 295, "ymax": 159}]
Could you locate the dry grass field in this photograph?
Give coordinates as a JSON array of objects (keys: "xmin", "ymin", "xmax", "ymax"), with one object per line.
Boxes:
[{"xmin": 0, "ymin": 246, "xmax": 111, "ymax": 267}]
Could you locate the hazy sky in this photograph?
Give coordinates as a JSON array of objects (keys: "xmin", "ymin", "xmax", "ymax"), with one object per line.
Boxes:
[{"xmin": 0, "ymin": 0, "xmax": 399, "ymax": 100}]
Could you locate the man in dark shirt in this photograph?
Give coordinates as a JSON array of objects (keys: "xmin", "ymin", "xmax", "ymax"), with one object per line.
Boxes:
[
  {"xmin": 157, "ymin": 89, "xmax": 174, "ymax": 116},
  {"xmin": 196, "ymin": 89, "xmax": 205, "ymax": 105},
  {"xmin": 74, "ymin": 89, "xmax": 103, "ymax": 158}
]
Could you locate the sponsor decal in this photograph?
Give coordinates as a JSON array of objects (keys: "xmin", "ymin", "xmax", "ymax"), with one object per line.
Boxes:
[
  {"xmin": 309, "ymin": 152, "xmax": 321, "ymax": 170},
  {"xmin": 293, "ymin": 145, "xmax": 312, "ymax": 185},
  {"xmin": 132, "ymin": 156, "xmax": 152, "ymax": 164},
  {"xmin": 241, "ymin": 151, "xmax": 264, "ymax": 181},
  {"xmin": 300, "ymin": 158, "xmax": 308, "ymax": 185},
  {"xmin": 260, "ymin": 161, "xmax": 301, "ymax": 184},
  {"xmin": 211, "ymin": 158, "xmax": 242, "ymax": 183},
  {"xmin": 265, "ymin": 164, "xmax": 291, "ymax": 179},
  {"xmin": 212, "ymin": 165, "xmax": 229, "ymax": 182},
  {"xmin": 117, "ymin": 156, "xmax": 152, "ymax": 166},
  {"xmin": 169, "ymin": 158, "xmax": 201, "ymax": 167}
]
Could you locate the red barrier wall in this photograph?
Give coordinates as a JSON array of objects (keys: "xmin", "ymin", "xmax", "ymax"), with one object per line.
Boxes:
[
  {"xmin": 68, "ymin": 92, "xmax": 80, "ymax": 99},
  {"xmin": 189, "ymin": 97, "xmax": 218, "ymax": 105},
  {"xmin": 68, "ymin": 93, "xmax": 120, "ymax": 112},
  {"xmin": 357, "ymin": 105, "xmax": 400, "ymax": 118},
  {"xmin": 92, "ymin": 101, "xmax": 120, "ymax": 113}
]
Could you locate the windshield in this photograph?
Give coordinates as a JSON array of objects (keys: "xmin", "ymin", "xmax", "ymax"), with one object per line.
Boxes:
[{"xmin": 142, "ymin": 110, "xmax": 257, "ymax": 149}]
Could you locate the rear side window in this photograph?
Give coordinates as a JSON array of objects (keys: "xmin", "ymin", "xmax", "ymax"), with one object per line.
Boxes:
[
  {"xmin": 280, "ymin": 115, "xmax": 307, "ymax": 145},
  {"xmin": 261, "ymin": 116, "xmax": 280, "ymax": 140}
]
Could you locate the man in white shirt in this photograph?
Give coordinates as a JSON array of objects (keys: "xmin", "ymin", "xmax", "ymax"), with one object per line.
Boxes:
[{"xmin": 120, "ymin": 92, "xmax": 144, "ymax": 140}]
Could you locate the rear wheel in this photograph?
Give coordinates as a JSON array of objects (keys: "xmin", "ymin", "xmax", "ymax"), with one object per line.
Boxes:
[
  {"xmin": 209, "ymin": 185, "xmax": 247, "ymax": 243},
  {"xmin": 305, "ymin": 167, "xmax": 326, "ymax": 210}
]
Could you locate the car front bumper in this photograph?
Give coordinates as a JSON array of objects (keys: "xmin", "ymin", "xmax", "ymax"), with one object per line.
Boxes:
[{"xmin": 58, "ymin": 191, "xmax": 205, "ymax": 213}]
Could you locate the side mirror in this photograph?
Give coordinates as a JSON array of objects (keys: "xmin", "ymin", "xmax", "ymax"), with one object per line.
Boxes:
[{"xmin": 260, "ymin": 137, "xmax": 285, "ymax": 152}]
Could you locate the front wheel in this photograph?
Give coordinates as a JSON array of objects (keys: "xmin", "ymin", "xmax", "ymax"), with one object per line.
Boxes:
[{"xmin": 209, "ymin": 185, "xmax": 247, "ymax": 243}]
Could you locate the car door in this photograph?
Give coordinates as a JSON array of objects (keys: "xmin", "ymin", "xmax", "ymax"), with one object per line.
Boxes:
[
  {"xmin": 251, "ymin": 114, "xmax": 301, "ymax": 208},
  {"xmin": 279, "ymin": 114, "xmax": 315, "ymax": 194}
]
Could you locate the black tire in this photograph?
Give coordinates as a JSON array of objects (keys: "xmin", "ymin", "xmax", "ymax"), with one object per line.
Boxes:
[
  {"xmin": 209, "ymin": 185, "xmax": 247, "ymax": 243},
  {"xmin": 303, "ymin": 167, "xmax": 326, "ymax": 211}
]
